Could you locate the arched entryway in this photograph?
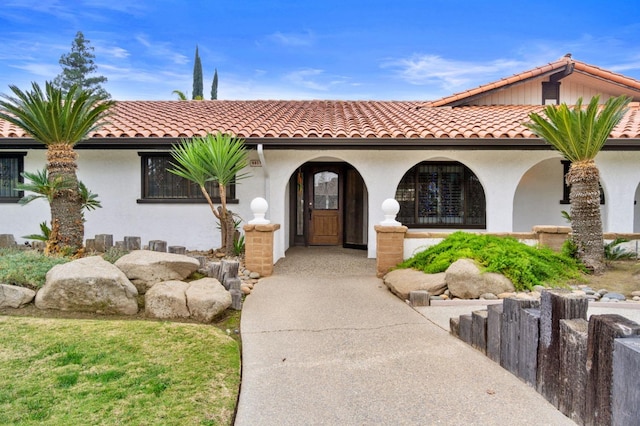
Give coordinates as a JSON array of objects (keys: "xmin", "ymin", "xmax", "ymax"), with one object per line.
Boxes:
[{"xmin": 288, "ymin": 161, "xmax": 368, "ymax": 249}]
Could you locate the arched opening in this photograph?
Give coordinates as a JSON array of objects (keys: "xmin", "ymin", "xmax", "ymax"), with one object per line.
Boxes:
[
  {"xmin": 288, "ymin": 161, "xmax": 368, "ymax": 248},
  {"xmin": 395, "ymin": 161, "xmax": 485, "ymax": 228}
]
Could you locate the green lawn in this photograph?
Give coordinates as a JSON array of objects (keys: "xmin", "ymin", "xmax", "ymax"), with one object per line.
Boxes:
[{"xmin": 0, "ymin": 316, "xmax": 240, "ymax": 425}]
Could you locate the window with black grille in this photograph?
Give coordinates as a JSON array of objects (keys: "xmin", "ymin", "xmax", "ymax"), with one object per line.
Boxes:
[
  {"xmin": 395, "ymin": 162, "xmax": 485, "ymax": 228},
  {"xmin": 139, "ymin": 153, "xmax": 236, "ymax": 203},
  {"xmin": 0, "ymin": 153, "xmax": 24, "ymax": 203}
]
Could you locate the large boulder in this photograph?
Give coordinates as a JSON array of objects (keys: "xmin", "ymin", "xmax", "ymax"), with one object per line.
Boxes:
[
  {"xmin": 186, "ymin": 278, "xmax": 232, "ymax": 322},
  {"xmin": 145, "ymin": 280, "xmax": 191, "ymax": 319},
  {"xmin": 115, "ymin": 250, "xmax": 200, "ymax": 294},
  {"xmin": 383, "ymin": 269, "xmax": 447, "ymax": 300},
  {"xmin": 35, "ymin": 256, "xmax": 138, "ymax": 315},
  {"xmin": 446, "ymin": 258, "xmax": 515, "ymax": 299},
  {"xmin": 0, "ymin": 283, "xmax": 36, "ymax": 308},
  {"xmin": 145, "ymin": 278, "xmax": 231, "ymax": 322}
]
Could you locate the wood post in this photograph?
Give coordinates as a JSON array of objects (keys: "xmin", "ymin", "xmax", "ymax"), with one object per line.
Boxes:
[
  {"xmin": 472, "ymin": 310, "xmax": 488, "ymax": 354},
  {"xmin": 168, "ymin": 246, "xmax": 186, "ymax": 254},
  {"xmin": 94, "ymin": 234, "xmax": 113, "ymax": 252},
  {"xmin": 500, "ymin": 298, "xmax": 539, "ymax": 375},
  {"xmin": 487, "ymin": 303, "xmax": 503, "ymax": 363},
  {"xmin": 459, "ymin": 314, "xmax": 472, "ymax": 345},
  {"xmin": 124, "ymin": 236, "xmax": 141, "ymax": 251},
  {"xmin": 148, "ymin": 240, "xmax": 167, "ymax": 252},
  {"xmin": 612, "ymin": 337, "xmax": 640, "ymax": 425},
  {"xmin": 558, "ymin": 318, "xmax": 588, "ymax": 424},
  {"xmin": 537, "ymin": 290, "xmax": 588, "ymax": 407},
  {"xmin": 585, "ymin": 314, "xmax": 640, "ymax": 426},
  {"xmin": 519, "ymin": 308, "xmax": 540, "ymax": 387}
]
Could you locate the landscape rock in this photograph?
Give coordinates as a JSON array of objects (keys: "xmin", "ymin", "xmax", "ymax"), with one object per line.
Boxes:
[
  {"xmin": 0, "ymin": 284, "xmax": 36, "ymax": 308},
  {"xmin": 446, "ymin": 259, "xmax": 515, "ymax": 299},
  {"xmin": 383, "ymin": 268, "xmax": 447, "ymax": 300},
  {"xmin": 480, "ymin": 293, "xmax": 498, "ymax": 300},
  {"xmin": 605, "ymin": 292, "xmax": 626, "ymax": 301},
  {"xmin": 185, "ymin": 278, "xmax": 231, "ymax": 322},
  {"xmin": 146, "ymin": 278, "xmax": 232, "ymax": 322},
  {"xmin": 115, "ymin": 250, "xmax": 200, "ymax": 294},
  {"xmin": 35, "ymin": 256, "xmax": 138, "ymax": 315},
  {"xmin": 145, "ymin": 280, "xmax": 190, "ymax": 319}
]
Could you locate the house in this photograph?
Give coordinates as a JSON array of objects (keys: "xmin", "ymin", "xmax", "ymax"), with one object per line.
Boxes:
[{"xmin": 2, "ymin": 55, "xmax": 640, "ymax": 263}]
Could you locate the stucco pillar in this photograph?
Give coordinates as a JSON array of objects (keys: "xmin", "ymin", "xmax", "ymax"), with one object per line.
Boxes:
[
  {"xmin": 533, "ymin": 225, "xmax": 571, "ymax": 251},
  {"xmin": 243, "ymin": 224, "xmax": 280, "ymax": 277},
  {"xmin": 375, "ymin": 225, "xmax": 407, "ymax": 278}
]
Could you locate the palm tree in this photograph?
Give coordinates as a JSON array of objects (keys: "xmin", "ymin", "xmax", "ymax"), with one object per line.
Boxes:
[
  {"xmin": 0, "ymin": 82, "xmax": 114, "ymax": 255},
  {"xmin": 169, "ymin": 132, "xmax": 250, "ymax": 255},
  {"xmin": 525, "ymin": 95, "xmax": 630, "ymax": 274},
  {"xmin": 172, "ymin": 89, "xmax": 187, "ymax": 100}
]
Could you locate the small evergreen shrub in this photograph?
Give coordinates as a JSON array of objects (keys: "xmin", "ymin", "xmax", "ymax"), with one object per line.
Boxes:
[
  {"xmin": 0, "ymin": 248, "xmax": 70, "ymax": 289},
  {"xmin": 398, "ymin": 232, "xmax": 585, "ymax": 291},
  {"xmin": 102, "ymin": 247, "xmax": 129, "ymax": 264}
]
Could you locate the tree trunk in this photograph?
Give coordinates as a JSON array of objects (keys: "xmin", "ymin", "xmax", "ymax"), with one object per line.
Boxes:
[
  {"xmin": 567, "ymin": 160, "xmax": 605, "ymax": 274},
  {"xmin": 46, "ymin": 144, "xmax": 84, "ymax": 255},
  {"xmin": 217, "ymin": 206, "xmax": 236, "ymax": 256}
]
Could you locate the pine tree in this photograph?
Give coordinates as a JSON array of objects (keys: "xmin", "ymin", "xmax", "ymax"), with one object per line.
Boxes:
[
  {"xmin": 192, "ymin": 46, "xmax": 203, "ymax": 100},
  {"xmin": 53, "ymin": 31, "xmax": 110, "ymax": 99},
  {"xmin": 211, "ymin": 68, "xmax": 218, "ymax": 100}
]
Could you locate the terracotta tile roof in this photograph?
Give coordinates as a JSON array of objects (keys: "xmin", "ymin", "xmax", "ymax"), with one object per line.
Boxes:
[
  {"xmin": 426, "ymin": 55, "xmax": 640, "ymax": 107},
  {"xmin": 2, "ymin": 100, "xmax": 640, "ymax": 144}
]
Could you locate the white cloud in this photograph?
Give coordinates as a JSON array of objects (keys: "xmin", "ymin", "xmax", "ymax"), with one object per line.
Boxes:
[
  {"xmin": 383, "ymin": 54, "xmax": 527, "ymax": 90},
  {"xmin": 135, "ymin": 34, "xmax": 188, "ymax": 65},
  {"xmin": 267, "ymin": 30, "xmax": 315, "ymax": 47},
  {"xmin": 284, "ymin": 68, "xmax": 350, "ymax": 92}
]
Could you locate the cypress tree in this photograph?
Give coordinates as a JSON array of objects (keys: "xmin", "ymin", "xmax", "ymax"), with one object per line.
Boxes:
[
  {"xmin": 53, "ymin": 31, "xmax": 110, "ymax": 99},
  {"xmin": 192, "ymin": 46, "xmax": 203, "ymax": 100},
  {"xmin": 211, "ymin": 68, "xmax": 218, "ymax": 100}
]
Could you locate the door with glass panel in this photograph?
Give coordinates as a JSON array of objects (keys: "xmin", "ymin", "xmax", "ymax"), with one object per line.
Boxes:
[{"xmin": 308, "ymin": 166, "xmax": 342, "ymax": 245}]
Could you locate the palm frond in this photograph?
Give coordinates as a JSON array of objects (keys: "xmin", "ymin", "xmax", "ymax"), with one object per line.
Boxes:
[
  {"xmin": 15, "ymin": 169, "xmax": 73, "ymax": 204},
  {"xmin": 0, "ymin": 81, "xmax": 114, "ymax": 146},
  {"xmin": 524, "ymin": 95, "xmax": 631, "ymax": 162}
]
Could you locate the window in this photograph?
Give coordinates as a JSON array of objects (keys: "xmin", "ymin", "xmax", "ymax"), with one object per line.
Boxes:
[
  {"xmin": 139, "ymin": 153, "xmax": 236, "ymax": 203},
  {"xmin": 560, "ymin": 160, "xmax": 604, "ymax": 204},
  {"xmin": 395, "ymin": 162, "xmax": 485, "ymax": 228},
  {"xmin": 0, "ymin": 153, "xmax": 24, "ymax": 202}
]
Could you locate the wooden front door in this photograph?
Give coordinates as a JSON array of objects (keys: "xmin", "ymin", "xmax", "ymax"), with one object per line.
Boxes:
[{"xmin": 308, "ymin": 166, "xmax": 343, "ymax": 245}]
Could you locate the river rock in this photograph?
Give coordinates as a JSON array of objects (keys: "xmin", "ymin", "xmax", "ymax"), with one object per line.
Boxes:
[
  {"xmin": 115, "ymin": 250, "xmax": 200, "ymax": 294},
  {"xmin": 383, "ymin": 268, "xmax": 447, "ymax": 300},
  {"xmin": 35, "ymin": 256, "xmax": 138, "ymax": 315}
]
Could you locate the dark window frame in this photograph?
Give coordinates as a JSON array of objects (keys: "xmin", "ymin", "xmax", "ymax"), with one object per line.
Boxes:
[
  {"xmin": 138, "ymin": 153, "xmax": 238, "ymax": 204},
  {"xmin": 395, "ymin": 161, "xmax": 486, "ymax": 229},
  {"xmin": 0, "ymin": 152, "xmax": 25, "ymax": 203},
  {"xmin": 560, "ymin": 160, "xmax": 605, "ymax": 205}
]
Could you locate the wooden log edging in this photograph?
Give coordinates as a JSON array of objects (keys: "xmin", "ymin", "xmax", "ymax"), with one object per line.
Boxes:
[{"xmin": 449, "ymin": 292, "xmax": 640, "ymax": 425}]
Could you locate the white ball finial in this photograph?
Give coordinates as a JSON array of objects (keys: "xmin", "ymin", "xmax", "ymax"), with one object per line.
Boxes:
[
  {"xmin": 380, "ymin": 198, "xmax": 401, "ymax": 226},
  {"xmin": 249, "ymin": 197, "xmax": 270, "ymax": 224}
]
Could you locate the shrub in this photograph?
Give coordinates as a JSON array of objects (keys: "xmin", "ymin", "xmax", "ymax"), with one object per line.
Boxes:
[
  {"xmin": 398, "ymin": 232, "xmax": 586, "ymax": 291},
  {"xmin": 102, "ymin": 246, "xmax": 129, "ymax": 264},
  {"xmin": 0, "ymin": 248, "xmax": 70, "ymax": 289}
]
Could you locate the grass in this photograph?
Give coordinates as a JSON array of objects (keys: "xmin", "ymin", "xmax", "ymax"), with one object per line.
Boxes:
[
  {"xmin": 0, "ymin": 316, "xmax": 240, "ymax": 425},
  {"xmin": 398, "ymin": 231, "xmax": 586, "ymax": 291}
]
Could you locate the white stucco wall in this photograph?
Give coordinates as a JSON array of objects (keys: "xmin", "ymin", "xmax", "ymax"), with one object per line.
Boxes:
[
  {"xmin": 3, "ymin": 147, "xmax": 640, "ymax": 264},
  {"xmin": 2, "ymin": 149, "xmax": 263, "ymax": 251}
]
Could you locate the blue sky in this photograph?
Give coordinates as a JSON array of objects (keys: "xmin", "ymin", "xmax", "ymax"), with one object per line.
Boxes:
[{"xmin": 2, "ymin": 0, "xmax": 640, "ymax": 101}]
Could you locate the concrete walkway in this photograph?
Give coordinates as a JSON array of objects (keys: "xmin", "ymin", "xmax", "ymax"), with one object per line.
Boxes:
[{"xmin": 235, "ymin": 247, "xmax": 575, "ymax": 425}]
